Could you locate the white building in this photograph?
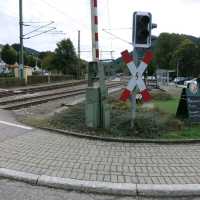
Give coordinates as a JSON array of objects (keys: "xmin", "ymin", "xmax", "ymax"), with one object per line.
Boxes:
[{"xmin": 0, "ymin": 59, "xmax": 8, "ymax": 74}]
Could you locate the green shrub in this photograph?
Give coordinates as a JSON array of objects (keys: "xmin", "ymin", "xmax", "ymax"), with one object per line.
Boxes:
[
  {"xmin": 109, "ymin": 98, "xmax": 130, "ymax": 111},
  {"xmin": 151, "ymin": 91, "xmax": 172, "ymax": 101},
  {"xmin": 0, "ymin": 73, "xmax": 14, "ymax": 78},
  {"xmin": 27, "ymin": 75, "xmax": 74, "ymax": 85},
  {"xmin": 27, "ymin": 76, "xmax": 48, "ymax": 85},
  {"xmin": 50, "ymin": 75, "xmax": 74, "ymax": 82},
  {"xmin": 0, "ymin": 77, "xmax": 25, "ymax": 88},
  {"xmin": 110, "ymin": 111, "xmax": 183, "ymax": 139},
  {"xmin": 47, "ymin": 101, "xmax": 184, "ymax": 139}
]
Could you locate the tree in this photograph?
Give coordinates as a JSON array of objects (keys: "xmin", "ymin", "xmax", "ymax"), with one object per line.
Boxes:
[
  {"xmin": 11, "ymin": 43, "xmax": 20, "ymax": 52},
  {"xmin": 54, "ymin": 39, "xmax": 78, "ymax": 75},
  {"xmin": 78, "ymin": 59, "xmax": 87, "ymax": 77},
  {"xmin": 173, "ymin": 39, "xmax": 199, "ymax": 76},
  {"xmin": 154, "ymin": 33, "xmax": 185, "ymax": 69},
  {"xmin": 26, "ymin": 55, "xmax": 36, "ymax": 68},
  {"xmin": 1, "ymin": 44, "xmax": 17, "ymax": 65},
  {"xmin": 41, "ymin": 52, "xmax": 56, "ymax": 71}
]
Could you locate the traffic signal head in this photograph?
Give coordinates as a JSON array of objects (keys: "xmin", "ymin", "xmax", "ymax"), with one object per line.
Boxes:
[{"xmin": 133, "ymin": 12, "xmax": 152, "ymax": 48}]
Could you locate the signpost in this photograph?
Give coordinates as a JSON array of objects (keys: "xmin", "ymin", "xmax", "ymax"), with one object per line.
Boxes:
[
  {"xmin": 120, "ymin": 50, "xmax": 153, "ymax": 102},
  {"xmin": 176, "ymin": 79, "xmax": 200, "ymax": 123}
]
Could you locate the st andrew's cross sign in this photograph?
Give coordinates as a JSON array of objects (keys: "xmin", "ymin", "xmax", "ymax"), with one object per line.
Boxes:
[{"xmin": 120, "ymin": 50, "xmax": 153, "ymax": 102}]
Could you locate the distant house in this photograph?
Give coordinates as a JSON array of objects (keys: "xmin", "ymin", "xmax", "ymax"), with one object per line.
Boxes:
[
  {"xmin": 8, "ymin": 63, "xmax": 18, "ymax": 74},
  {"xmin": 156, "ymin": 69, "xmax": 175, "ymax": 85},
  {"xmin": 33, "ymin": 65, "xmax": 42, "ymax": 73},
  {"xmin": 0, "ymin": 46, "xmax": 7, "ymax": 74},
  {"xmin": 14, "ymin": 64, "xmax": 32, "ymax": 83},
  {"xmin": 0, "ymin": 59, "xmax": 8, "ymax": 74}
]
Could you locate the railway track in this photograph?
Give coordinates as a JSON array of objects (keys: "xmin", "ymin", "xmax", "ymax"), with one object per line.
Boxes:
[
  {"xmin": 0, "ymin": 80, "xmax": 87, "ymax": 98},
  {"xmin": 0, "ymin": 90, "xmax": 19, "ymax": 98},
  {"xmin": 0, "ymin": 82, "xmax": 122, "ymax": 110}
]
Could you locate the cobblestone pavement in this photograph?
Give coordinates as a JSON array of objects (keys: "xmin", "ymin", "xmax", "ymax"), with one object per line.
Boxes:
[
  {"xmin": 0, "ymin": 127, "xmax": 200, "ymax": 185},
  {"xmin": 1, "ymin": 179, "xmax": 200, "ymax": 200}
]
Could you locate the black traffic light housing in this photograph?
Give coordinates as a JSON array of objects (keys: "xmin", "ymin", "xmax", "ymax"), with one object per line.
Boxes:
[{"xmin": 133, "ymin": 12, "xmax": 152, "ymax": 48}]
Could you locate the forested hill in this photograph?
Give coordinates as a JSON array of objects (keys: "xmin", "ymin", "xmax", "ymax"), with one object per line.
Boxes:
[
  {"xmin": 11, "ymin": 43, "xmax": 40, "ymax": 55},
  {"xmin": 114, "ymin": 33, "xmax": 200, "ymax": 77},
  {"xmin": 0, "ymin": 43, "xmax": 39, "ymax": 55}
]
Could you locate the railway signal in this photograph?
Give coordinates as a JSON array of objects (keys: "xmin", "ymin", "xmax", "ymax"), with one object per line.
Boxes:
[{"xmin": 132, "ymin": 12, "xmax": 152, "ymax": 48}]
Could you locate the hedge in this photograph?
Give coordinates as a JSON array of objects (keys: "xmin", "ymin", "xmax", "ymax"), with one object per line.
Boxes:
[
  {"xmin": 0, "ymin": 75, "xmax": 75, "ymax": 88},
  {"xmin": 27, "ymin": 75, "xmax": 74, "ymax": 85},
  {"xmin": 27, "ymin": 76, "xmax": 48, "ymax": 85},
  {"xmin": 0, "ymin": 77, "xmax": 25, "ymax": 88}
]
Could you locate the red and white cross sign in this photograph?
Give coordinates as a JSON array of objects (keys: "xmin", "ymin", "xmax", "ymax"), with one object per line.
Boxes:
[{"xmin": 120, "ymin": 50, "xmax": 153, "ymax": 102}]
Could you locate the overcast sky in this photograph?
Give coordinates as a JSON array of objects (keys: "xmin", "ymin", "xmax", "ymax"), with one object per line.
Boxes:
[{"xmin": 0, "ymin": 0, "xmax": 200, "ymax": 61}]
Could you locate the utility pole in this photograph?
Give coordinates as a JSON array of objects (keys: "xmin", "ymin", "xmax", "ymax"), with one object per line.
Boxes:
[
  {"xmin": 77, "ymin": 30, "xmax": 80, "ymax": 79},
  {"xmin": 78, "ymin": 30, "xmax": 80, "ymax": 59},
  {"xmin": 19, "ymin": 0, "xmax": 24, "ymax": 79}
]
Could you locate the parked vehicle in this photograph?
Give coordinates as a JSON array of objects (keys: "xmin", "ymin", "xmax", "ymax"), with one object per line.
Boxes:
[
  {"xmin": 174, "ymin": 77, "xmax": 191, "ymax": 85},
  {"xmin": 173, "ymin": 77, "xmax": 186, "ymax": 83},
  {"xmin": 184, "ymin": 78, "xmax": 197, "ymax": 87}
]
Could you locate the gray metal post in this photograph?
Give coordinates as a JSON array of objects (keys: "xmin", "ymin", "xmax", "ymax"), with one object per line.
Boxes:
[
  {"xmin": 176, "ymin": 60, "xmax": 179, "ymax": 79},
  {"xmin": 19, "ymin": 0, "xmax": 24, "ymax": 80},
  {"xmin": 130, "ymin": 94, "xmax": 136, "ymax": 128},
  {"xmin": 78, "ymin": 30, "xmax": 80, "ymax": 59},
  {"xmin": 130, "ymin": 48, "xmax": 145, "ymax": 128}
]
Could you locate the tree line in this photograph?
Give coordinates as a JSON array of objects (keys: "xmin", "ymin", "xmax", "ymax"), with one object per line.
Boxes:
[
  {"xmin": 112, "ymin": 33, "xmax": 200, "ymax": 78},
  {"xmin": 0, "ymin": 39, "xmax": 87, "ymax": 78},
  {"xmin": 151, "ymin": 33, "xmax": 200, "ymax": 77}
]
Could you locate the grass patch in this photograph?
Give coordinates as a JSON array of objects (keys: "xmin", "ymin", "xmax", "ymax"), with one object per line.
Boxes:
[
  {"xmin": 20, "ymin": 116, "xmax": 49, "ymax": 128},
  {"xmin": 154, "ymin": 98, "xmax": 179, "ymax": 115},
  {"xmin": 162, "ymin": 125, "xmax": 200, "ymax": 139}
]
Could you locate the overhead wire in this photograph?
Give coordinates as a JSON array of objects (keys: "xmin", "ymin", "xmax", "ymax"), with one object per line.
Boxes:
[
  {"xmin": 102, "ymin": 29, "xmax": 132, "ymax": 45},
  {"xmin": 37, "ymin": 0, "xmax": 90, "ymax": 30}
]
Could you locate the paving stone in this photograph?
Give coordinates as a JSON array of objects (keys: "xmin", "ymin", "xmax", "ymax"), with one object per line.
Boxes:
[{"xmin": 1, "ymin": 127, "xmax": 200, "ymax": 185}]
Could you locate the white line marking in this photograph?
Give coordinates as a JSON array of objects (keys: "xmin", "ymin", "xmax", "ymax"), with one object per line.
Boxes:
[{"xmin": 0, "ymin": 120, "xmax": 33, "ymax": 130}]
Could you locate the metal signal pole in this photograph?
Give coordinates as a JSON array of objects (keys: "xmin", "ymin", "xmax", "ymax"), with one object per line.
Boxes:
[
  {"xmin": 78, "ymin": 30, "xmax": 80, "ymax": 59},
  {"xmin": 19, "ymin": 0, "xmax": 24, "ymax": 79},
  {"xmin": 85, "ymin": 0, "xmax": 110, "ymax": 129},
  {"xmin": 90, "ymin": 0, "xmax": 99, "ymax": 61},
  {"xmin": 77, "ymin": 30, "xmax": 80, "ymax": 79}
]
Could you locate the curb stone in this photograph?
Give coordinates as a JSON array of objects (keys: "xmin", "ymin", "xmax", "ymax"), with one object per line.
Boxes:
[
  {"xmin": 1, "ymin": 168, "xmax": 200, "ymax": 197},
  {"xmin": 37, "ymin": 175, "xmax": 136, "ymax": 196},
  {"xmin": 137, "ymin": 184, "xmax": 200, "ymax": 197},
  {"xmin": 0, "ymin": 168, "xmax": 39, "ymax": 184},
  {"xmin": 41, "ymin": 127, "xmax": 200, "ymax": 144}
]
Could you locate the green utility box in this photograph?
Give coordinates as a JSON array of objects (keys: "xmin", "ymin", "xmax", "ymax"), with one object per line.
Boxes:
[
  {"xmin": 85, "ymin": 87, "xmax": 100, "ymax": 128},
  {"xmin": 85, "ymin": 61, "xmax": 111, "ymax": 129},
  {"xmin": 101, "ymin": 99, "xmax": 110, "ymax": 129}
]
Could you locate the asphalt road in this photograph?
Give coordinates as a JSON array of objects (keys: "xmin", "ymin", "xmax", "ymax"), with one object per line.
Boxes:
[
  {"xmin": 0, "ymin": 179, "xmax": 200, "ymax": 200},
  {"xmin": 0, "ymin": 178, "xmax": 133, "ymax": 200}
]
